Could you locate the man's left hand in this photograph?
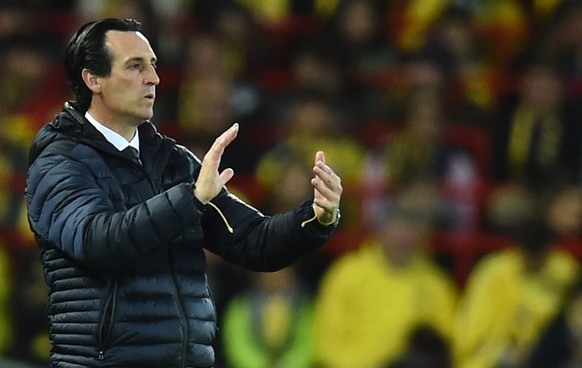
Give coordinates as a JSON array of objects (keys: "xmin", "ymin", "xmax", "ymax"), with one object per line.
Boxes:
[{"xmin": 311, "ymin": 151, "xmax": 342, "ymax": 225}]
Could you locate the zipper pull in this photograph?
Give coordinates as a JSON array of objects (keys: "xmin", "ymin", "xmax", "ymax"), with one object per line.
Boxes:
[{"xmin": 99, "ymin": 350, "xmax": 104, "ymax": 360}]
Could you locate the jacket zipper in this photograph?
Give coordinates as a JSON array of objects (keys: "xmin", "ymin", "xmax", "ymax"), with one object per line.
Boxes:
[
  {"xmin": 127, "ymin": 157, "xmax": 160, "ymax": 196},
  {"xmin": 169, "ymin": 247, "xmax": 189, "ymax": 368},
  {"xmin": 98, "ymin": 277, "xmax": 119, "ymax": 360}
]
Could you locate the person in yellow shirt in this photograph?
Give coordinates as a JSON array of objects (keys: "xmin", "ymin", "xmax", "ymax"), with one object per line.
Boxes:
[
  {"xmin": 453, "ymin": 211, "xmax": 580, "ymax": 368},
  {"xmin": 313, "ymin": 184, "xmax": 457, "ymax": 368},
  {"xmin": 221, "ymin": 266, "xmax": 315, "ymax": 368}
]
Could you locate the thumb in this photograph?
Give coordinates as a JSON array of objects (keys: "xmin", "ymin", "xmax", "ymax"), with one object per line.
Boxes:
[{"xmin": 315, "ymin": 151, "xmax": 325, "ymax": 165}]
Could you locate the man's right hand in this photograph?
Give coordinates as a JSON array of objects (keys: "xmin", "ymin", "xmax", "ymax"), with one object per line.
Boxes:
[{"xmin": 194, "ymin": 123, "xmax": 239, "ymax": 204}]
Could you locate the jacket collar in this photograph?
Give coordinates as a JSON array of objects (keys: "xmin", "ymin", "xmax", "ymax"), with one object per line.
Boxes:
[{"xmin": 31, "ymin": 101, "xmax": 177, "ymax": 173}]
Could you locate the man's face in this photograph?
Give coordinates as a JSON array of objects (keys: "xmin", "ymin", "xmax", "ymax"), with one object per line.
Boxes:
[{"xmin": 94, "ymin": 30, "xmax": 159, "ymax": 125}]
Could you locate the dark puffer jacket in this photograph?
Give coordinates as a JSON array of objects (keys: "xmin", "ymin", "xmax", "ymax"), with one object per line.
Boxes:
[{"xmin": 25, "ymin": 103, "xmax": 335, "ymax": 368}]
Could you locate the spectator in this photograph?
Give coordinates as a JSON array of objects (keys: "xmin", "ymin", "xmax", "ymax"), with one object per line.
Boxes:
[
  {"xmin": 361, "ymin": 63, "xmax": 480, "ymax": 233},
  {"xmin": 453, "ymin": 195, "xmax": 580, "ymax": 368},
  {"xmin": 547, "ymin": 186, "xmax": 582, "ymax": 240},
  {"xmin": 0, "ymin": 39, "xmax": 57, "ymax": 251},
  {"xmin": 417, "ymin": 5, "xmax": 492, "ymax": 124},
  {"xmin": 221, "ymin": 266, "xmax": 315, "ymax": 368},
  {"xmin": 313, "ymin": 183, "xmax": 457, "ymax": 368},
  {"xmin": 176, "ymin": 33, "xmax": 235, "ymax": 157},
  {"xmin": 490, "ymin": 61, "xmax": 582, "ymax": 190},
  {"xmin": 171, "ymin": 31, "xmax": 268, "ymax": 176},
  {"xmin": 265, "ymin": 42, "xmax": 368, "ymax": 129},
  {"xmin": 3, "ymin": 34, "xmax": 65, "ymax": 116},
  {"xmin": 322, "ymin": 0, "xmax": 396, "ymax": 72}
]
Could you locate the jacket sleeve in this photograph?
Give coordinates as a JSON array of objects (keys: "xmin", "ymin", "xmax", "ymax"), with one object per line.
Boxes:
[
  {"xmin": 201, "ymin": 189, "xmax": 336, "ymax": 272},
  {"xmin": 26, "ymin": 152, "xmax": 202, "ymax": 271}
]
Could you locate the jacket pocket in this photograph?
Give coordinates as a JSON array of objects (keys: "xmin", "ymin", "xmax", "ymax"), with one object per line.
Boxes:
[{"xmin": 97, "ymin": 277, "xmax": 119, "ymax": 360}]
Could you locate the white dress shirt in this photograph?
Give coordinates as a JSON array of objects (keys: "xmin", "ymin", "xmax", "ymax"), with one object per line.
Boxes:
[{"xmin": 84, "ymin": 111, "xmax": 140, "ymax": 153}]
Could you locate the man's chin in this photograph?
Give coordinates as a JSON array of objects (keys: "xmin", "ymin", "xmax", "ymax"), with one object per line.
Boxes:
[{"xmin": 137, "ymin": 110, "xmax": 154, "ymax": 121}]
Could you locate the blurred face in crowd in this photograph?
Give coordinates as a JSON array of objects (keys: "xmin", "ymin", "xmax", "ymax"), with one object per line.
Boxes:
[
  {"xmin": 379, "ymin": 215, "xmax": 424, "ymax": 268},
  {"xmin": 85, "ymin": 30, "xmax": 159, "ymax": 133},
  {"xmin": 339, "ymin": 0, "xmax": 377, "ymax": 44},
  {"xmin": 291, "ymin": 100, "xmax": 334, "ymax": 136},
  {"xmin": 272, "ymin": 160, "xmax": 312, "ymax": 212},
  {"xmin": 520, "ymin": 65, "xmax": 563, "ymax": 115},
  {"xmin": 548, "ymin": 187, "xmax": 582, "ymax": 237}
]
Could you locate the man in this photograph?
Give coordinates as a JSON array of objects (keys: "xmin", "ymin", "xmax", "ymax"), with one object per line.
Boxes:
[{"xmin": 25, "ymin": 18, "xmax": 341, "ymax": 367}]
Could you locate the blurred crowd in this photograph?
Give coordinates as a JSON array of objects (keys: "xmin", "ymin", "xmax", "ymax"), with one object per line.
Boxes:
[{"xmin": 2, "ymin": 0, "xmax": 582, "ymax": 367}]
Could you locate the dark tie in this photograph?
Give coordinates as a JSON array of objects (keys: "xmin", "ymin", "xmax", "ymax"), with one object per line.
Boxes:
[{"xmin": 123, "ymin": 146, "xmax": 141, "ymax": 165}]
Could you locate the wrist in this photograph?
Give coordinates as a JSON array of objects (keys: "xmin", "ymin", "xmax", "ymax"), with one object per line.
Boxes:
[
  {"xmin": 316, "ymin": 206, "xmax": 341, "ymax": 227},
  {"xmin": 191, "ymin": 182, "xmax": 207, "ymax": 211}
]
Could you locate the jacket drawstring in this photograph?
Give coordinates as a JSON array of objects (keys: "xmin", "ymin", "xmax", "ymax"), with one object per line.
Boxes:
[{"xmin": 207, "ymin": 202, "xmax": 234, "ymax": 233}]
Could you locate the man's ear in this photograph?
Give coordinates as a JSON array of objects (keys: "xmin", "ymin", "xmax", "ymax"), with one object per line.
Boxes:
[{"xmin": 81, "ymin": 68, "xmax": 101, "ymax": 94}]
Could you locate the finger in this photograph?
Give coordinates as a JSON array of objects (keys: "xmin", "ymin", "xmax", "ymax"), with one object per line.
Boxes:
[
  {"xmin": 312, "ymin": 191, "xmax": 336, "ymax": 212},
  {"xmin": 312, "ymin": 181, "xmax": 329, "ymax": 200},
  {"xmin": 314, "ymin": 151, "xmax": 325, "ymax": 165},
  {"xmin": 312, "ymin": 178, "xmax": 336, "ymax": 198},
  {"xmin": 199, "ymin": 123, "xmax": 238, "ymax": 183},
  {"xmin": 314, "ymin": 166, "xmax": 342, "ymax": 192},
  {"xmin": 205, "ymin": 123, "xmax": 239, "ymax": 163},
  {"xmin": 314, "ymin": 163, "xmax": 336, "ymax": 180},
  {"xmin": 312, "ymin": 177, "xmax": 339, "ymax": 200},
  {"xmin": 219, "ymin": 168, "xmax": 235, "ymax": 185},
  {"xmin": 213, "ymin": 123, "xmax": 239, "ymax": 154},
  {"xmin": 312, "ymin": 174, "xmax": 341, "ymax": 201}
]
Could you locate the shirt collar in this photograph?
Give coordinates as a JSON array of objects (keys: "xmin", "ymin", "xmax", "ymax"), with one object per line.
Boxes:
[{"xmin": 84, "ymin": 111, "xmax": 140, "ymax": 153}]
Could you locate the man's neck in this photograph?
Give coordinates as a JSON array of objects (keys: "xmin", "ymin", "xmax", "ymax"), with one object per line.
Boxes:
[{"xmin": 86, "ymin": 107, "xmax": 139, "ymax": 142}]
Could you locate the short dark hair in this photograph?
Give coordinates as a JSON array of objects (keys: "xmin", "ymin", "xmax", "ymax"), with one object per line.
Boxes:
[{"xmin": 64, "ymin": 18, "xmax": 142, "ymax": 112}]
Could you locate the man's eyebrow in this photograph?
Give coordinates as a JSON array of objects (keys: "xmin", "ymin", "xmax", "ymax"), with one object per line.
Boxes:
[{"xmin": 124, "ymin": 56, "xmax": 158, "ymax": 64}]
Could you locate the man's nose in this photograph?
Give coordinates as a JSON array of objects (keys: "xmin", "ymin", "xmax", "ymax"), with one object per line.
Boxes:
[{"xmin": 146, "ymin": 65, "xmax": 160, "ymax": 85}]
